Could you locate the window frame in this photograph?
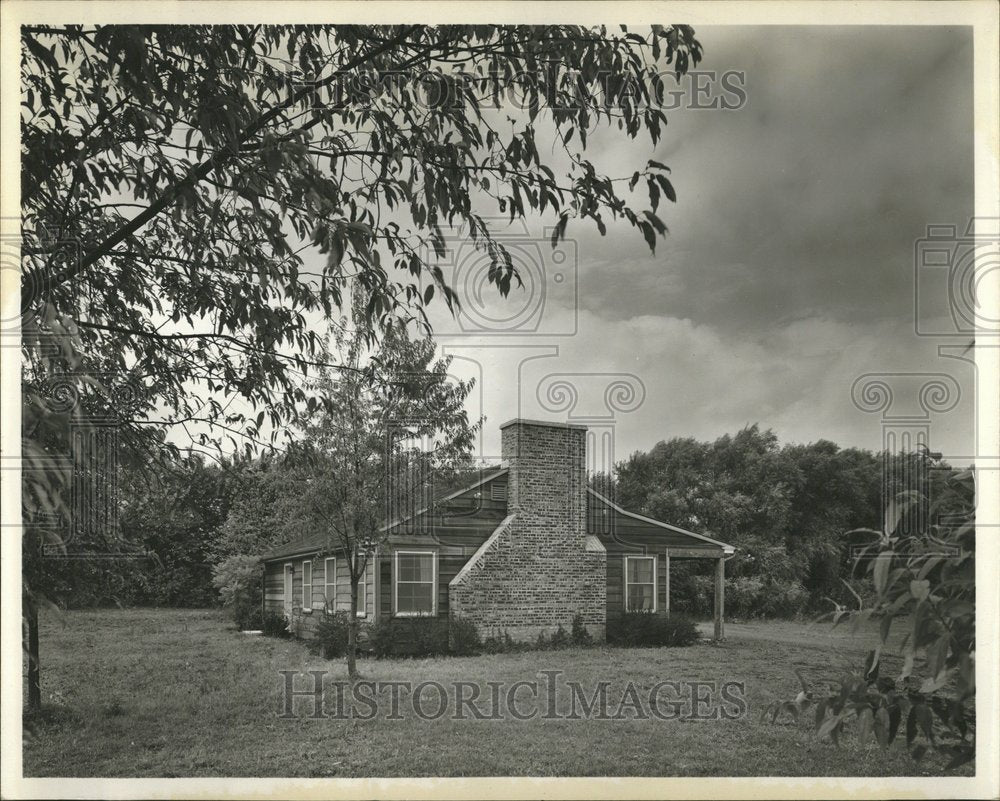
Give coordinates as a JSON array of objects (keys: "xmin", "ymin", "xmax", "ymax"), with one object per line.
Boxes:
[
  {"xmin": 323, "ymin": 557, "xmax": 337, "ymax": 614},
  {"xmin": 301, "ymin": 559, "xmax": 313, "ymax": 612},
  {"xmin": 353, "ymin": 559, "xmax": 368, "ymax": 618},
  {"xmin": 624, "ymin": 554, "xmax": 657, "ymax": 612},
  {"xmin": 393, "ymin": 549, "xmax": 438, "ymax": 617}
]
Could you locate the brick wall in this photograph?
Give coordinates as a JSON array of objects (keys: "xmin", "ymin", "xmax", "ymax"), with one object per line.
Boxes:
[{"xmin": 449, "ymin": 419, "xmax": 607, "ymax": 640}]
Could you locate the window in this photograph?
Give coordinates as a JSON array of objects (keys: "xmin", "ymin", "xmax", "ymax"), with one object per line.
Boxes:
[
  {"xmin": 625, "ymin": 555, "xmax": 656, "ymax": 612},
  {"xmin": 491, "ymin": 482, "xmax": 507, "ymax": 501},
  {"xmin": 324, "ymin": 557, "xmax": 337, "ymax": 614},
  {"xmin": 354, "ymin": 562, "xmax": 367, "ymax": 618},
  {"xmin": 394, "ymin": 551, "xmax": 437, "ymax": 616},
  {"xmin": 302, "ymin": 559, "xmax": 313, "ymax": 611}
]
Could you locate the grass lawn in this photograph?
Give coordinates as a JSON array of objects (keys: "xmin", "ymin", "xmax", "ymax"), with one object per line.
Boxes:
[{"xmin": 22, "ymin": 607, "xmax": 970, "ymax": 778}]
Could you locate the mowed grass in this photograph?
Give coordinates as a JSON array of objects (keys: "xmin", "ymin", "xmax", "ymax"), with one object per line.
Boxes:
[{"xmin": 22, "ymin": 608, "xmax": 968, "ymax": 778}]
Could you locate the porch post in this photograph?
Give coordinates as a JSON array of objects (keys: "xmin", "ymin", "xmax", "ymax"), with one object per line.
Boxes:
[
  {"xmin": 663, "ymin": 550, "xmax": 670, "ymax": 617},
  {"xmin": 713, "ymin": 556, "xmax": 725, "ymax": 641}
]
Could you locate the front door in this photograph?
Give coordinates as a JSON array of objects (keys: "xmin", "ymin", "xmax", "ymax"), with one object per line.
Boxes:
[{"xmin": 283, "ymin": 563, "xmax": 293, "ymax": 614}]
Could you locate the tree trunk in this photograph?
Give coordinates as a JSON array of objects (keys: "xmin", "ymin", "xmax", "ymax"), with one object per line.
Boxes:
[
  {"xmin": 25, "ymin": 589, "xmax": 41, "ymax": 711},
  {"xmin": 347, "ymin": 576, "xmax": 358, "ymax": 681}
]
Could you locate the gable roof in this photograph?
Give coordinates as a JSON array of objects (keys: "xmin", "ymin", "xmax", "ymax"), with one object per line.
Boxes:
[
  {"xmin": 587, "ymin": 487, "xmax": 736, "ymax": 554},
  {"xmin": 380, "ymin": 467, "xmax": 509, "ymax": 533},
  {"xmin": 260, "ymin": 532, "xmax": 328, "ymax": 562},
  {"xmin": 260, "ymin": 470, "xmax": 736, "ymax": 561},
  {"xmin": 259, "ymin": 468, "xmax": 509, "ymax": 562}
]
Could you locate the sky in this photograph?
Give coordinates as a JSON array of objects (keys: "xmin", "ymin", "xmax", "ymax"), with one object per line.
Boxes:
[{"xmin": 421, "ymin": 25, "xmax": 979, "ymax": 467}]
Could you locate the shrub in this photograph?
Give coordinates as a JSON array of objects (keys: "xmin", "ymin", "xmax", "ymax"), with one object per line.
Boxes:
[
  {"xmin": 368, "ymin": 617, "xmax": 450, "ymax": 658},
  {"xmin": 607, "ymin": 612, "xmax": 700, "ymax": 648},
  {"xmin": 211, "ymin": 555, "xmax": 262, "ymax": 630},
  {"xmin": 536, "ymin": 623, "xmax": 570, "ymax": 650},
  {"xmin": 481, "ymin": 629, "xmax": 520, "ymax": 654},
  {"xmin": 448, "ymin": 616, "xmax": 482, "ymax": 656},
  {"xmin": 571, "ymin": 613, "xmax": 594, "ymax": 646},
  {"xmin": 262, "ymin": 610, "xmax": 289, "ymax": 638},
  {"xmin": 241, "ymin": 605, "xmax": 264, "ymax": 631},
  {"xmin": 309, "ymin": 611, "xmax": 352, "ymax": 658}
]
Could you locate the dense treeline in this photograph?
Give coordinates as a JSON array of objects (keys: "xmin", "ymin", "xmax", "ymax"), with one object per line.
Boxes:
[
  {"xmin": 47, "ymin": 425, "xmax": 960, "ymax": 619},
  {"xmin": 609, "ymin": 426, "xmax": 884, "ymax": 616}
]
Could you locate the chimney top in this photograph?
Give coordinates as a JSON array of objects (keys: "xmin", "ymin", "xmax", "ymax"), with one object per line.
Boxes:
[{"xmin": 498, "ymin": 417, "xmax": 588, "ymax": 431}]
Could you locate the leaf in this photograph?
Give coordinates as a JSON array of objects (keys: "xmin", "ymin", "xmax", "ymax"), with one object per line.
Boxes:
[
  {"xmin": 873, "ymin": 551, "xmax": 893, "ymax": 598},
  {"xmin": 863, "ymin": 648, "xmax": 880, "ymax": 682},
  {"xmin": 814, "ymin": 697, "xmax": 829, "ymax": 730},
  {"xmin": 817, "ymin": 711, "xmax": 842, "ymax": 741},
  {"xmin": 639, "ymin": 221, "xmax": 656, "ymax": 252},
  {"xmin": 874, "ymin": 707, "xmax": 890, "ymax": 747},
  {"xmin": 887, "ymin": 704, "xmax": 902, "ymax": 743},
  {"xmin": 656, "ymin": 173, "xmax": 677, "ymax": 203},
  {"xmin": 943, "ymin": 744, "xmax": 974, "ymax": 770},
  {"xmin": 909, "ymin": 579, "xmax": 930, "ymax": 601},
  {"xmin": 924, "ymin": 634, "xmax": 950, "ymax": 683},
  {"xmin": 327, "ymin": 235, "xmax": 344, "ymax": 270},
  {"xmin": 856, "ymin": 706, "xmax": 874, "ymax": 743},
  {"xmin": 914, "ymin": 703, "xmax": 934, "ymax": 744}
]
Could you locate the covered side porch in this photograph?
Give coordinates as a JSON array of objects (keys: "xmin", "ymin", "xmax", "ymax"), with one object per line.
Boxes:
[{"xmin": 588, "ymin": 488, "xmax": 736, "ymax": 642}]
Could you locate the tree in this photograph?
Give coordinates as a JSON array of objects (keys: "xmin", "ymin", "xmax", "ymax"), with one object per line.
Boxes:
[
  {"xmin": 766, "ymin": 453, "xmax": 976, "ymax": 770},
  {"xmin": 118, "ymin": 456, "xmax": 240, "ymax": 607},
  {"xmin": 290, "ymin": 298, "xmax": 478, "ymax": 679},
  {"xmin": 210, "ymin": 455, "xmax": 311, "ymax": 563},
  {"xmin": 21, "ymin": 23, "xmax": 702, "ymax": 709},
  {"xmin": 612, "ymin": 426, "xmax": 887, "ymax": 616}
]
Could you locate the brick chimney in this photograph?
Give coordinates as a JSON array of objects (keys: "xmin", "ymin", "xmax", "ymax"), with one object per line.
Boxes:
[
  {"xmin": 449, "ymin": 418, "xmax": 606, "ymax": 640},
  {"xmin": 501, "ymin": 418, "xmax": 587, "ymax": 547}
]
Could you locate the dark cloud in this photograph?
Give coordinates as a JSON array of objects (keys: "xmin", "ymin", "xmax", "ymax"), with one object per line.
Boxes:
[
  {"xmin": 429, "ymin": 26, "xmax": 977, "ymax": 460},
  {"xmin": 573, "ymin": 25, "xmax": 974, "ymax": 334}
]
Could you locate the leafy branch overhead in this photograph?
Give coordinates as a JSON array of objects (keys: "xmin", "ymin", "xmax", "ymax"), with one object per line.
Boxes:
[{"xmin": 21, "ymin": 24, "xmax": 698, "ymax": 455}]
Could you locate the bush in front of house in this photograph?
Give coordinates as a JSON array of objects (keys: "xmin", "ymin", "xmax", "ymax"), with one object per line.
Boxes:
[
  {"xmin": 241, "ymin": 605, "xmax": 264, "ymax": 631},
  {"xmin": 448, "ymin": 616, "xmax": 482, "ymax": 656},
  {"xmin": 262, "ymin": 610, "xmax": 289, "ymax": 638},
  {"xmin": 481, "ymin": 629, "xmax": 522, "ymax": 654},
  {"xmin": 606, "ymin": 611, "xmax": 700, "ymax": 648},
  {"xmin": 364, "ymin": 616, "xmax": 483, "ymax": 658},
  {"xmin": 536, "ymin": 623, "xmax": 571, "ymax": 650},
  {"xmin": 308, "ymin": 611, "xmax": 352, "ymax": 658},
  {"xmin": 571, "ymin": 613, "xmax": 594, "ymax": 646},
  {"xmin": 368, "ymin": 617, "xmax": 451, "ymax": 658},
  {"xmin": 211, "ymin": 554, "xmax": 262, "ymax": 630}
]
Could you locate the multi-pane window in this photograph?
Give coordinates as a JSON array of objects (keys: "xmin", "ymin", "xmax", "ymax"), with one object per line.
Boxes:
[
  {"xmin": 354, "ymin": 562, "xmax": 367, "ymax": 617},
  {"xmin": 625, "ymin": 555, "xmax": 656, "ymax": 612},
  {"xmin": 324, "ymin": 557, "xmax": 337, "ymax": 613},
  {"xmin": 301, "ymin": 560, "xmax": 313, "ymax": 610},
  {"xmin": 394, "ymin": 551, "xmax": 436, "ymax": 616}
]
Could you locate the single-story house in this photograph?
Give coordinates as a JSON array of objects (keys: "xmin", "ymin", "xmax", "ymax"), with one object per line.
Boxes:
[{"xmin": 261, "ymin": 418, "xmax": 735, "ymax": 641}]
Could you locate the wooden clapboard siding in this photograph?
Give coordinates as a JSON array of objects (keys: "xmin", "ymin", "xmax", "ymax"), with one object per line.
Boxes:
[
  {"xmin": 262, "ymin": 554, "xmax": 375, "ymax": 618},
  {"xmin": 592, "ymin": 491, "xmax": 724, "ymax": 619},
  {"xmin": 263, "ymin": 561, "xmax": 285, "ymax": 614}
]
